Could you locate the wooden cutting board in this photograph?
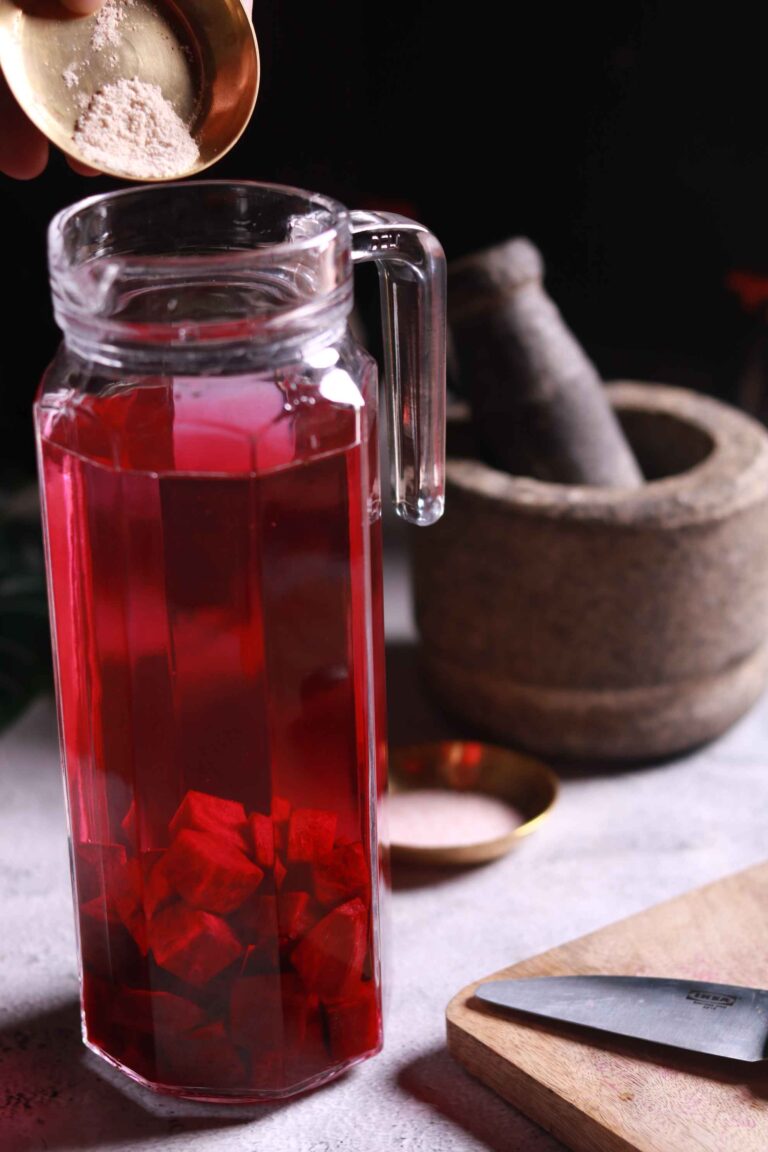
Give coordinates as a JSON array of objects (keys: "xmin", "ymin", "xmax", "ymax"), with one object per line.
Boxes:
[{"xmin": 446, "ymin": 862, "xmax": 768, "ymax": 1152}]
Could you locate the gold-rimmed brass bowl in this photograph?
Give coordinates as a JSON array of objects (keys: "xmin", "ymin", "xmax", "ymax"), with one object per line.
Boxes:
[
  {"xmin": 0, "ymin": 0, "xmax": 259, "ymax": 180},
  {"xmin": 388, "ymin": 741, "xmax": 559, "ymax": 866}
]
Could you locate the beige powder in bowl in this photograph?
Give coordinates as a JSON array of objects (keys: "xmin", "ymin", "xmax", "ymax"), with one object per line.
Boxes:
[
  {"xmin": 73, "ymin": 77, "xmax": 199, "ymax": 179},
  {"xmin": 387, "ymin": 789, "xmax": 523, "ymax": 850}
]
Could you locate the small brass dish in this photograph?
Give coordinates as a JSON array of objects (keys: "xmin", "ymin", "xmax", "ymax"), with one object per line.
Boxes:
[
  {"xmin": 388, "ymin": 741, "xmax": 559, "ymax": 866},
  {"xmin": 0, "ymin": 0, "xmax": 259, "ymax": 180}
]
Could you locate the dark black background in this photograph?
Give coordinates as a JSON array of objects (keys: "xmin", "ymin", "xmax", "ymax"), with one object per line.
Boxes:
[{"xmin": 3, "ymin": 2, "xmax": 768, "ymax": 481}]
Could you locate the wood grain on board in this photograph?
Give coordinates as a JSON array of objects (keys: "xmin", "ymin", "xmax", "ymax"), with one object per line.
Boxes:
[{"xmin": 447, "ymin": 862, "xmax": 768, "ymax": 1152}]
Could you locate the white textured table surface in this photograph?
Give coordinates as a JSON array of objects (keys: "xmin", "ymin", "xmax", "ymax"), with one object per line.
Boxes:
[{"xmin": 2, "ymin": 519, "xmax": 768, "ymax": 1152}]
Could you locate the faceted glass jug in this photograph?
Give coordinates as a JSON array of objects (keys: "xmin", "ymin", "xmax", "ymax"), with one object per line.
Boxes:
[{"xmin": 34, "ymin": 181, "xmax": 445, "ymax": 1102}]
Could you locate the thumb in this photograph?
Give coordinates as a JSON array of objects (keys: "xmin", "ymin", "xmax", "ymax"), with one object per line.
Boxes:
[{"xmin": 59, "ymin": 0, "xmax": 104, "ymax": 14}]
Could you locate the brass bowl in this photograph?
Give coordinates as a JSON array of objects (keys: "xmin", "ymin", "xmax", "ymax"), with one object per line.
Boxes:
[
  {"xmin": 388, "ymin": 741, "xmax": 559, "ymax": 866},
  {"xmin": 0, "ymin": 0, "xmax": 259, "ymax": 180}
]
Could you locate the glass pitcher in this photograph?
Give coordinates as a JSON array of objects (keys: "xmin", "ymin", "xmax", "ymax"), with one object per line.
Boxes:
[{"xmin": 34, "ymin": 181, "xmax": 445, "ymax": 1102}]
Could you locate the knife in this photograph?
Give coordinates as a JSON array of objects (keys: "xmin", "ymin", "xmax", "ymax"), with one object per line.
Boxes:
[{"xmin": 475, "ymin": 976, "xmax": 768, "ymax": 1061}]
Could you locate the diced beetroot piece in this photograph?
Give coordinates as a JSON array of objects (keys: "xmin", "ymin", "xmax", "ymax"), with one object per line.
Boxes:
[
  {"xmin": 163, "ymin": 830, "xmax": 264, "ymax": 916},
  {"xmin": 232, "ymin": 893, "xmax": 278, "ymax": 941},
  {"xmin": 112, "ymin": 857, "xmax": 149, "ymax": 955},
  {"xmin": 271, "ymin": 796, "xmax": 292, "ymax": 824},
  {"xmin": 325, "ymin": 982, "xmax": 381, "ymax": 1061},
  {"xmin": 75, "ymin": 842, "xmax": 127, "ymax": 904},
  {"xmin": 291, "ymin": 899, "xmax": 368, "ymax": 1000},
  {"xmin": 140, "ymin": 849, "xmax": 165, "ymax": 873},
  {"xmin": 240, "ymin": 941, "xmax": 280, "ymax": 978},
  {"xmin": 281, "ymin": 861, "xmax": 314, "ymax": 893},
  {"xmin": 285, "ymin": 987, "xmax": 328, "ymax": 1083},
  {"xmin": 277, "ymin": 892, "xmax": 316, "ymax": 942},
  {"xmin": 149, "ymin": 904, "xmax": 243, "ymax": 987},
  {"xmin": 314, "ymin": 842, "xmax": 370, "ymax": 909},
  {"xmin": 230, "ymin": 973, "xmax": 284, "ymax": 1051},
  {"xmin": 287, "ymin": 808, "xmax": 337, "ymax": 864},
  {"xmin": 155, "ymin": 1021, "xmax": 246, "ymax": 1089},
  {"xmin": 248, "ymin": 813, "xmax": 275, "ymax": 870},
  {"xmin": 79, "ymin": 899, "xmax": 142, "ymax": 983},
  {"xmin": 280, "ymin": 973, "xmax": 313, "ymax": 1054},
  {"xmin": 80, "ymin": 893, "xmax": 121, "ymax": 927},
  {"xmin": 271, "ymin": 796, "xmax": 292, "ymax": 855},
  {"xmin": 141, "ymin": 851, "xmax": 176, "ymax": 919},
  {"xmin": 230, "ymin": 972, "xmax": 311, "ymax": 1056},
  {"xmin": 169, "ymin": 790, "xmax": 249, "ymax": 853},
  {"xmin": 110, "ymin": 988, "xmax": 207, "ymax": 1034},
  {"xmin": 273, "ymin": 855, "xmax": 287, "ymax": 890},
  {"xmin": 231, "ymin": 895, "xmax": 280, "ymax": 972}
]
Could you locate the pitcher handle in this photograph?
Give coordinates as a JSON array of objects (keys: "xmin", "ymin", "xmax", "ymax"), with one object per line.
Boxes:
[{"xmin": 350, "ymin": 211, "xmax": 446, "ymax": 526}]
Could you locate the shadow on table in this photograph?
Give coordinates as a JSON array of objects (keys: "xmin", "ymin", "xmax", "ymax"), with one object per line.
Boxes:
[
  {"xmin": 0, "ymin": 999, "xmax": 291, "ymax": 1151},
  {"xmin": 397, "ymin": 1045, "xmax": 567, "ymax": 1152},
  {"xmin": 389, "ymin": 860, "xmax": 492, "ymax": 892}
]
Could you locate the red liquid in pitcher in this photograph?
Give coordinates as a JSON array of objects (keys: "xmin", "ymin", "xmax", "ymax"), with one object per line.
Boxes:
[{"xmin": 37, "ymin": 372, "xmax": 384, "ymax": 1100}]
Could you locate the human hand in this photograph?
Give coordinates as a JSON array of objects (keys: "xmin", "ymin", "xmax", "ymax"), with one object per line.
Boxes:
[
  {"xmin": 0, "ymin": 0, "xmax": 253, "ymax": 179},
  {"xmin": 0, "ymin": 0, "xmax": 105, "ymax": 178}
]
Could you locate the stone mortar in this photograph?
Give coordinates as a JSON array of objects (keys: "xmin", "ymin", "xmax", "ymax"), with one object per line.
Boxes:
[{"xmin": 410, "ymin": 382, "xmax": 768, "ymax": 760}]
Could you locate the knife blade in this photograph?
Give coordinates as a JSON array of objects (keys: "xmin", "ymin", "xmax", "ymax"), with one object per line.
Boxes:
[{"xmin": 475, "ymin": 976, "xmax": 768, "ymax": 1061}]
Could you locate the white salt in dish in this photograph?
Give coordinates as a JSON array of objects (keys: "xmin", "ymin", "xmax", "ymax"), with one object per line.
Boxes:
[
  {"xmin": 387, "ymin": 789, "xmax": 523, "ymax": 849},
  {"xmin": 388, "ymin": 742, "xmax": 558, "ymax": 866},
  {"xmin": 73, "ymin": 77, "xmax": 199, "ymax": 180}
]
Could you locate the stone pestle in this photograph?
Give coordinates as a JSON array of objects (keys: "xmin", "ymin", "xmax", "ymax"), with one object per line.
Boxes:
[{"xmin": 449, "ymin": 238, "xmax": 643, "ymax": 487}]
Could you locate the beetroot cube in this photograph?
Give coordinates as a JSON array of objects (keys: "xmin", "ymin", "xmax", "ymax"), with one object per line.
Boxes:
[
  {"xmin": 140, "ymin": 849, "xmax": 164, "ymax": 873},
  {"xmin": 141, "ymin": 851, "xmax": 175, "ymax": 919},
  {"xmin": 230, "ymin": 972, "xmax": 283, "ymax": 1050},
  {"xmin": 314, "ymin": 842, "xmax": 370, "ymax": 908},
  {"xmin": 291, "ymin": 898, "xmax": 368, "ymax": 999},
  {"xmin": 325, "ymin": 983, "xmax": 381, "ymax": 1061},
  {"xmin": 281, "ymin": 861, "xmax": 314, "ymax": 893},
  {"xmin": 273, "ymin": 855, "xmax": 287, "ymax": 890},
  {"xmin": 287, "ymin": 808, "xmax": 337, "ymax": 864},
  {"xmin": 240, "ymin": 941, "xmax": 280, "ymax": 978},
  {"xmin": 79, "ymin": 898, "xmax": 141, "ymax": 982},
  {"xmin": 110, "ymin": 988, "xmax": 207, "ymax": 1034},
  {"xmin": 112, "ymin": 857, "xmax": 149, "ymax": 955},
  {"xmin": 155, "ymin": 1021, "xmax": 246, "ymax": 1089},
  {"xmin": 80, "ymin": 894, "xmax": 120, "ymax": 928},
  {"xmin": 277, "ymin": 892, "xmax": 315, "ymax": 942},
  {"xmin": 149, "ymin": 904, "xmax": 243, "ymax": 987},
  {"xmin": 232, "ymin": 895, "xmax": 279, "ymax": 972},
  {"xmin": 285, "ymin": 989, "xmax": 328, "ymax": 1082},
  {"xmin": 280, "ymin": 972, "xmax": 314, "ymax": 1047},
  {"xmin": 163, "ymin": 829, "xmax": 264, "ymax": 915},
  {"xmin": 75, "ymin": 842, "xmax": 127, "ymax": 904},
  {"xmin": 249, "ymin": 813, "xmax": 275, "ymax": 870},
  {"xmin": 271, "ymin": 796, "xmax": 292, "ymax": 824},
  {"xmin": 169, "ymin": 790, "xmax": 249, "ymax": 852},
  {"xmin": 232, "ymin": 893, "xmax": 278, "ymax": 942},
  {"xmin": 230, "ymin": 973, "xmax": 310, "ymax": 1053},
  {"xmin": 271, "ymin": 796, "xmax": 292, "ymax": 855}
]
